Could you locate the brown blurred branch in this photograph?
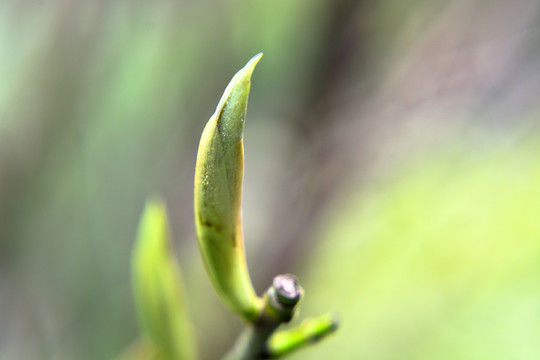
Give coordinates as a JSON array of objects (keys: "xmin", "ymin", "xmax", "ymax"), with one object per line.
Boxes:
[{"xmin": 255, "ymin": 0, "xmax": 370, "ymax": 282}]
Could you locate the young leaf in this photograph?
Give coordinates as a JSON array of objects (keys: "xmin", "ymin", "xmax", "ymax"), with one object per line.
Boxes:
[
  {"xmin": 194, "ymin": 53, "xmax": 263, "ymax": 322},
  {"xmin": 132, "ymin": 198, "xmax": 197, "ymax": 360},
  {"xmin": 266, "ymin": 313, "xmax": 339, "ymax": 358}
]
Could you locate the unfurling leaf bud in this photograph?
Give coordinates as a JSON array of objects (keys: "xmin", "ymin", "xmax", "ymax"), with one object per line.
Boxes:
[{"xmin": 194, "ymin": 54, "xmax": 263, "ymax": 322}]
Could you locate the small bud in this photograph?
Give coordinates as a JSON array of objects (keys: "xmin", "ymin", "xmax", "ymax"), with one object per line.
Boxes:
[
  {"xmin": 264, "ymin": 274, "xmax": 304, "ymax": 323},
  {"xmin": 273, "ymin": 274, "xmax": 303, "ymax": 307}
]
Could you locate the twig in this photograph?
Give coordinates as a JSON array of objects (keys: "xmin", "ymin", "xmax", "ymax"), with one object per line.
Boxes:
[{"xmin": 221, "ymin": 275, "xmax": 303, "ymax": 360}]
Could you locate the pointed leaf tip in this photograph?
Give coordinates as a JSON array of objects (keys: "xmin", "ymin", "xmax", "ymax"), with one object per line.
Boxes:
[
  {"xmin": 244, "ymin": 52, "xmax": 263, "ymax": 74},
  {"xmin": 210, "ymin": 53, "xmax": 263, "ymax": 144}
]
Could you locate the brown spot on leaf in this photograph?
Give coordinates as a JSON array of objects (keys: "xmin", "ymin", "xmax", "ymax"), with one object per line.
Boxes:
[{"xmin": 198, "ymin": 213, "xmax": 224, "ymax": 233}]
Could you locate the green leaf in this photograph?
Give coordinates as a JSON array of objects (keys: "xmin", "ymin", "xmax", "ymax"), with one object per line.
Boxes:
[
  {"xmin": 266, "ymin": 313, "xmax": 339, "ymax": 358},
  {"xmin": 132, "ymin": 198, "xmax": 197, "ymax": 360},
  {"xmin": 194, "ymin": 53, "xmax": 264, "ymax": 323}
]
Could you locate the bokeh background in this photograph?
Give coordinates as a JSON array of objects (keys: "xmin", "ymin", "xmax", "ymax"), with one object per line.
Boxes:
[{"xmin": 1, "ymin": 0, "xmax": 540, "ymax": 359}]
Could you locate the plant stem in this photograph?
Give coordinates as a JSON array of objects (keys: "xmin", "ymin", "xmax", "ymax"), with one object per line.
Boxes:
[
  {"xmin": 221, "ymin": 322, "xmax": 276, "ymax": 360},
  {"xmin": 221, "ymin": 275, "xmax": 303, "ymax": 360}
]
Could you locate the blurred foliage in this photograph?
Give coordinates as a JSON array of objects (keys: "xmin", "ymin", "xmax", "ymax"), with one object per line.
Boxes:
[
  {"xmin": 296, "ymin": 140, "xmax": 540, "ymax": 360},
  {"xmin": 131, "ymin": 199, "xmax": 196, "ymax": 360},
  {"xmin": 1, "ymin": 0, "xmax": 540, "ymax": 359}
]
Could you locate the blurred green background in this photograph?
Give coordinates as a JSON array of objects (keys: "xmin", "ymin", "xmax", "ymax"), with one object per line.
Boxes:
[{"xmin": 1, "ymin": 0, "xmax": 539, "ymax": 359}]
